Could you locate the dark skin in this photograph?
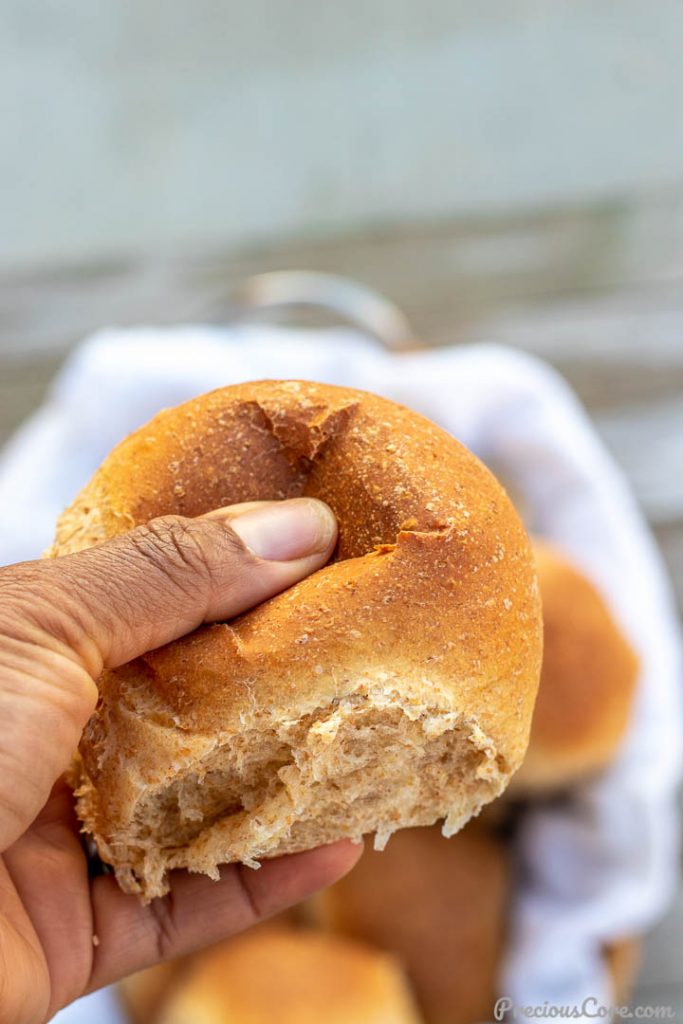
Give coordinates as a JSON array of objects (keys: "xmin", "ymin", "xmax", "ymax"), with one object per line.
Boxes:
[{"xmin": 0, "ymin": 498, "xmax": 361, "ymax": 1023}]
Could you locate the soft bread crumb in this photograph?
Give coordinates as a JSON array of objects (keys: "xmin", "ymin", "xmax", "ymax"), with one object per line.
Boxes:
[
  {"xmin": 373, "ymin": 830, "xmax": 393, "ymax": 852},
  {"xmin": 76, "ymin": 682, "xmax": 507, "ymax": 901}
]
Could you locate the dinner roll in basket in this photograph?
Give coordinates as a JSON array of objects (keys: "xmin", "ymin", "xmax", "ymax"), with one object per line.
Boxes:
[
  {"xmin": 316, "ymin": 824, "xmax": 508, "ymax": 1024},
  {"xmin": 52, "ymin": 380, "xmax": 542, "ymax": 900},
  {"xmin": 118, "ymin": 959, "xmax": 185, "ymax": 1024},
  {"xmin": 513, "ymin": 540, "xmax": 638, "ymax": 793},
  {"xmin": 155, "ymin": 927, "xmax": 422, "ymax": 1024}
]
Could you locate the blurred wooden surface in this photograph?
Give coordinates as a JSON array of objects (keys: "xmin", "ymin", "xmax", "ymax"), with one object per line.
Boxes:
[{"xmin": 1, "ymin": 211, "xmax": 681, "ymax": 1011}]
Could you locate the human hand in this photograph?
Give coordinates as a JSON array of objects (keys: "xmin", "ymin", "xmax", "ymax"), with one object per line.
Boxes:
[{"xmin": 0, "ymin": 498, "xmax": 361, "ymax": 1024}]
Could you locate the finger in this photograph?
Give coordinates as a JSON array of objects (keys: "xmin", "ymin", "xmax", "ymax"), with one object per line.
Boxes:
[
  {"xmin": 1, "ymin": 496, "xmax": 337, "ymax": 676},
  {"xmin": 84, "ymin": 840, "xmax": 362, "ymax": 995}
]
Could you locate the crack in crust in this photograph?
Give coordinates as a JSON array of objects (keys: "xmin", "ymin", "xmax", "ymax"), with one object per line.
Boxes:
[{"xmin": 252, "ymin": 396, "xmax": 359, "ymax": 463}]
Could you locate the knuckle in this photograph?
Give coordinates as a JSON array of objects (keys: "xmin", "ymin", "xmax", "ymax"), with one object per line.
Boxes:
[
  {"xmin": 236, "ymin": 861, "xmax": 264, "ymax": 922},
  {"xmin": 126, "ymin": 516, "xmax": 256, "ymax": 608},
  {"xmin": 214, "ymin": 521, "xmax": 257, "ymax": 565},
  {"xmin": 148, "ymin": 889, "xmax": 180, "ymax": 960},
  {"xmin": 131, "ymin": 516, "xmax": 216, "ymax": 582}
]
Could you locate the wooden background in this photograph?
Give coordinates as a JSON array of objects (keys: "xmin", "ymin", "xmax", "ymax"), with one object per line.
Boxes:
[
  {"xmin": 1, "ymin": 205, "xmax": 682, "ymax": 1010},
  {"xmin": 4, "ymin": 2, "xmax": 683, "ymax": 269}
]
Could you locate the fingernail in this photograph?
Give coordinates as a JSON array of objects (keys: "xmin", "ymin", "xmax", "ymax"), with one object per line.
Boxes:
[{"xmin": 221, "ymin": 498, "xmax": 337, "ymax": 561}]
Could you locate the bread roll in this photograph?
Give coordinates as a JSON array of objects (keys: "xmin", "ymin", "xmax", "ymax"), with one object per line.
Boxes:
[
  {"xmin": 52, "ymin": 380, "xmax": 541, "ymax": 900},
  {"xmin": 155, "ymin": 927, "xmax": 422, "ymax": 1024},
  {"xmin": 604, "ymin": 937, "xmax": 641, "ymax": 1004},
  {"xmin": 513, "ymin": 541, "xmax": 638, "ymax": 793},
  {"xmin": 118, "ymin": 960, "xmax": 187, "ymax": 1024},
  {"xmin": 316, "ymin": 824, "xmax": 508, "ymax": 1024},
  {"xmin": 117, "ymin": 912, "xmax": 299, "ymax": 1022}
]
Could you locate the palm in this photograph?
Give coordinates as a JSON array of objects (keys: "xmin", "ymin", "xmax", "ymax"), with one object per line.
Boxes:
[{"xmin": 0, "ymin": 781, "xmax": 97, "ymax": 1021}]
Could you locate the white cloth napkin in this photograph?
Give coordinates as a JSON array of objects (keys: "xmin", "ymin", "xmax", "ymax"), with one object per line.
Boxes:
[{"xmin": 1, "ymin": 326, "xmax": 680, "ymax": 1022}]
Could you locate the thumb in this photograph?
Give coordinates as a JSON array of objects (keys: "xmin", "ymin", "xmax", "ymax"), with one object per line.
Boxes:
[{"xmin": 0, "ymin": 498, "xmax": 337, "ymax": 849}]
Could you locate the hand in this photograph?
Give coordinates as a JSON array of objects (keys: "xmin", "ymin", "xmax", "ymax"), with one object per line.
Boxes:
[{"xmin": 0, "ymin": 498, "xmax": 361, "ymax": 1024}]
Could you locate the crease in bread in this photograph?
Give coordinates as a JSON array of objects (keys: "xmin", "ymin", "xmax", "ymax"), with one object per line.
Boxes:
[{"xmin": 51, "ymin": 380, "xmax": 542, "ymax": 900}]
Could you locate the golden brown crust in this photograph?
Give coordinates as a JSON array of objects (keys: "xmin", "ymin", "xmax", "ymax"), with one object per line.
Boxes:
[
  {"xmin": 118, "ymin": 960, "xmax": 187, "ymax": 1024},
  {"xmin": 604, "ymin": 937, "xmax": 641, "ymax": 1004},
  {"xmin": 513, "ymin": 540, "xmax": 639, "ymax": 793},
  {"xmin": 155, "ymin": 927, "xmax": 422, "ymax": 1024},
  {"xmin": 52, "ymin": 381, "xmax": 542, "ymax": 899},
  {"xmin": 315, "ymin": 823, "xmax": 508, "ymax": 1024},
  {"xmin": 117, "ymin": 915, "xmax": 299, "ymax": 1024}
]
